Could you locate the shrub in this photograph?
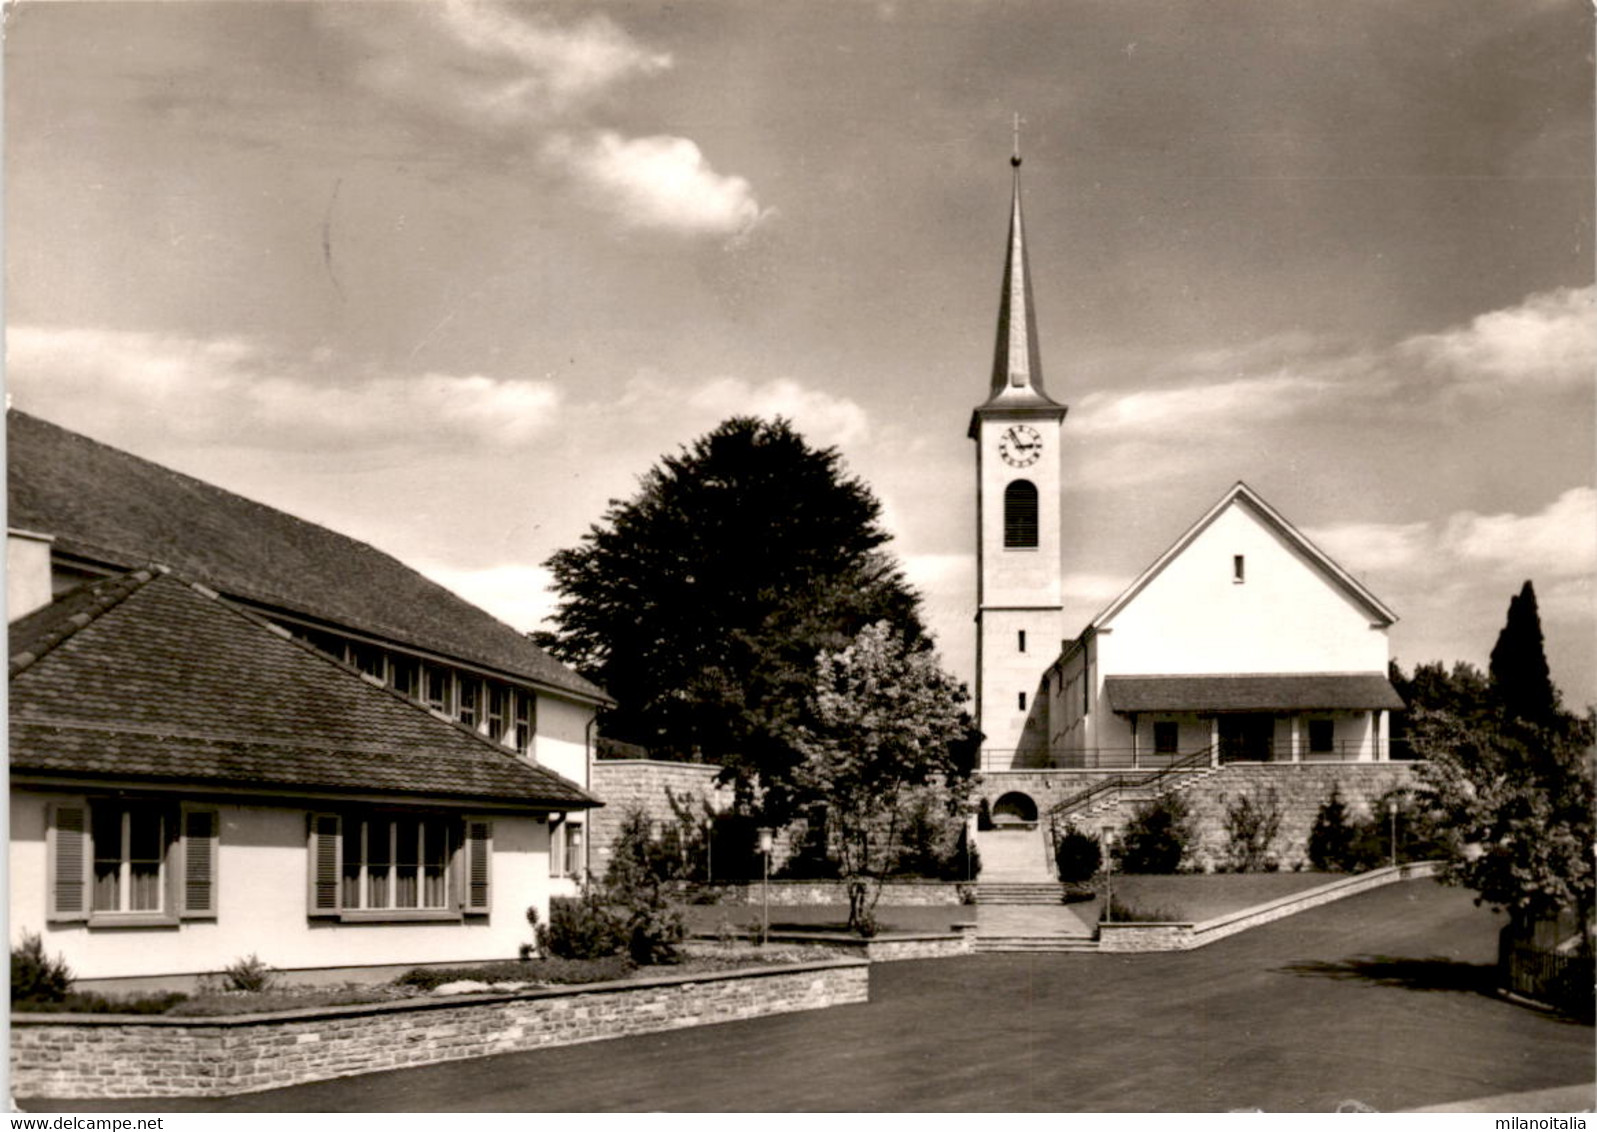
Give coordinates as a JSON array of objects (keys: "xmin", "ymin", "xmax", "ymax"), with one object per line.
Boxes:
[
  {"xmin": 219, "ymin": 953, "xmax": 276, "ymax": 993},
  {"xmin": 541, "ymin": 890, "xmax": 627, "ymax": 960},
  {"xmin": 1118, "ymin": 795, "xmax": 1192, "ymax": 874},
  {"xmin": 624, "ymin": 897, "xmax": 686, "ymax": 965},
  {"xmin": 1100, "ymin": 897, "xmax": 1184, "ymax": 923},
  {"xmin": 1222, "ymin": 787, "xmax": 1282, "ymax": 872},
  {"xmin": 1053, "ymin": 827, "xmax": 1102, "ymax": 884},
  {"xmin": 1308, "ymin": 785, "xmax": 1356, "ymax": 871},
  {"xmin": 21, "ymin": 990, "xmax": 189, "ymax": 1016},
  {"xmin": 393, "ymin": 955, "xmax": 634, "ymax": 990},
  {"xmin": 11, "ymin": 932, "xmax": 73, "ymax": 1004},
  {"xmin": 519, "ymin": 906, "xmax": 541, "ymax": 961},
  {"xmin": 1309, "ymin": 787, "xmax": 1392, "ymax": 873}
]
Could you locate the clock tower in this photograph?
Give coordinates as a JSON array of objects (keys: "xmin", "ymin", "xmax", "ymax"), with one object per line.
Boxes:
[{"xmin": 968, "ymin": 147, "xmax": 1066, "ymax": 763}]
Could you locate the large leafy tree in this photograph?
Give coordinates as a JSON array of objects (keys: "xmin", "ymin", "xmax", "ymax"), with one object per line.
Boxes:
[
  {"xmin": 1412, "ymin": 581, "xmax": 1595, "ymax": 939},
  {"xmin": 788, "ymin": 621, "xmax": 973, "ymax": 932},
  {"xmin": 539, "ymin": 417, "xmax": 936, "ymax": 822}
]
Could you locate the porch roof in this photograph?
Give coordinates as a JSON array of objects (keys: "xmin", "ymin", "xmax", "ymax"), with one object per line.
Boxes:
[{"xmin": 1104, "ymin": 673, "xmax": 1406, "ymax": 714}]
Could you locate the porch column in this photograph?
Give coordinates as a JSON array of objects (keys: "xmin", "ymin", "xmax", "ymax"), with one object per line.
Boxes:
[
  {"xmin": 1130, "ymin": 714, "xmax": 1139, "ymax": 769},
  {"xmin": 1289, "ymin": 716, "xmax": 1301, "ymax": 763},
  {"xmin": 1378, "ymin": 709, "xmax": 1390, "ymax": 761},
  {"xmin": 1210, "ymin": 716, "xmax": 1220, "ymax": 765}
]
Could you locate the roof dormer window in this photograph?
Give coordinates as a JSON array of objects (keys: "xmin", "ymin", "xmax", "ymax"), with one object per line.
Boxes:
[{"xmin": 1233, "ymin": 554, "xmax": 1245, "ymax": 584}]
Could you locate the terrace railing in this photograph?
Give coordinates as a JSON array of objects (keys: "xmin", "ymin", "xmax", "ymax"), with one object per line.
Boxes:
[{"xmin": 984, "ymin": 738, "xmax": 1419, "ymax": 772}]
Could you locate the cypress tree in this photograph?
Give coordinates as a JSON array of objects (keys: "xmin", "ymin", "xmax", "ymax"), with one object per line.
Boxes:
[{"xmin": 1488, "ymin": 581, "xmax": 1558, "ymax": 729}]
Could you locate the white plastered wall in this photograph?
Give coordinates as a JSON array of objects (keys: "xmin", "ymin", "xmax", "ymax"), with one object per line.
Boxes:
[
  {"xmin": 10, "ymin": 794, "xmax": 553, "ymax": 980},
  {"xmin": 1097, "ymin": 501, "xmax": 1389, "ymax": 677}
]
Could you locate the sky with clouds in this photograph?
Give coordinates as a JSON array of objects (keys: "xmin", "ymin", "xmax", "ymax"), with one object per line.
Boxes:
[{"xmin": 6, "ymin": 0, "xmax": 1594, "ymax": 705}]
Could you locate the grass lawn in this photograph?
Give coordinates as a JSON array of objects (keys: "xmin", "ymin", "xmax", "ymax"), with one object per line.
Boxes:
[
  {"xmin": 681, "ymin": 903, "xmax": 970, "ymax": 936},
  {"xmin": 1098, "ymin": 871, "xmax": 1343, "ymax": 922}
]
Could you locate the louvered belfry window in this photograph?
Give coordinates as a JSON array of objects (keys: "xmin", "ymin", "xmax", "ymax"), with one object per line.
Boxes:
[{"xmin": 1004, "ymin": 480, "xmax": 1039, "ymax": 548}]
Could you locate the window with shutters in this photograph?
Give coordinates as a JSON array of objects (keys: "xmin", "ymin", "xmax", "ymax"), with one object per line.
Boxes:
[
  {"xmin": 1003, "ymin": 480, "xmax": 1039, "ymax": 548},
  {"xmin": 46, "ymin": 799, "xmax": 217, "ymax": 926},
  {"xmin": 309, "ymin": 811, "xmax": 490, "ymax": 921}
]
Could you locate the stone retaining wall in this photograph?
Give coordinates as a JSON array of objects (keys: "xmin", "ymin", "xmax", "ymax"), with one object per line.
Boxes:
[
  {"xmin": 700, "ymin": 880, "xmax": 973, "ymax": 906},
  {"xmin": 1097, "ymin": 862, "xmax": 1440, "ymax": 953},
  {"xmin": 748, "ymin": 932, "xmax": 972, "ymax": 962},
  {"xmin": 11, "ymin": 960, "xmax": 868, "ymax": 1100},
  {"xmin": 1014, "ymin": 762, "xmax": 1421, "ymax": 872},
  {"xmin": 589, "ymin": 760, "xmax": 733, "ymax": 871}
]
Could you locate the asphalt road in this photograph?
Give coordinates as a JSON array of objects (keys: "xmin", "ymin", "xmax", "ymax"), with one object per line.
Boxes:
[{"xmin": 23, "ymin": 880, "xmax": 1594, "ymax": 1112}]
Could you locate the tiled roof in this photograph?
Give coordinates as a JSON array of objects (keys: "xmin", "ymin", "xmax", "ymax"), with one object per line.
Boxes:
[
  {"xmin": 10, "ymin": 570, "xmax": 597, "ymax": 809},
  {"xmin": 7, "ymin": 410, "xmax": 608, "ymax": 704},
  {"xmin": 1103, "ymin": 673, "xmax": 1406, "ymax": 713}
]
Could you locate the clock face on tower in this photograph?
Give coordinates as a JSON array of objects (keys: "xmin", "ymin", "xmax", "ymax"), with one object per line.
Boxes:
[{"xmin": 998, "ymin": 424, "xmax": 1042, "ymax": 467}]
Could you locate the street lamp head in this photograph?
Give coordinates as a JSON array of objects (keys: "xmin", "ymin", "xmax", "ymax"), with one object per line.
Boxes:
[{"xmin": 757, "ymin": 827, "xmax": 775, "ymax": 854}]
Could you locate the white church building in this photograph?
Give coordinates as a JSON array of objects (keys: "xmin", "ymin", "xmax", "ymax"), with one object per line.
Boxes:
[{"xmin": 968, "ymin": 151, "xmax": 1407, "ymax": 858}]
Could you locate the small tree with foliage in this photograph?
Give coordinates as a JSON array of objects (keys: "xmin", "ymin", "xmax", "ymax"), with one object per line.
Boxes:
[
  {"xmin": 788, "ymin": 621, "xmax": 973, "ymax": 933},
  {"xmin": 604, "ymin": 805, "xmax": 687, "ymax": 964},
  {"xmin": 1222, "ymin": 787, "xmax": 1282, "ymax": 872},
  {"xmin": 1414, "ymin": 582, "xmax": 1596, "ymax": 942},
  {"xmin": 1308, "ymin": 785, "xmax": 1356, "ymax": 871},
  {"xmin": 1118, "ymin": 795, "xmax": 1193, "ymax": 874}
]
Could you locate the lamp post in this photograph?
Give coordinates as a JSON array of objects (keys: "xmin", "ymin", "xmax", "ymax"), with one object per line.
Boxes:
[
  {"xmin": 757, "ymin": 827, "xmax": 774, "ymax": 945},
  {"xmin": 1389, "ymin": 798, "xmax": 1399, "ymax": 870}
]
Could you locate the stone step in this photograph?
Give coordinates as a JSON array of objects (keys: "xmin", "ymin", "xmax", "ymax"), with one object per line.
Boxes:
[{"xmin": 974, "ymin": 936, "xmax": 1101, "ymax": 953}]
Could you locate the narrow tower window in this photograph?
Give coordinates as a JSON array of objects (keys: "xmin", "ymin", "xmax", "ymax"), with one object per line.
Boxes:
[
  {"xmin": 1233, "ymin": 554, "xmax": 1245, "ymax": 583},
  {"xmin": 1018, "ymin": 630, "xmax": 1027, "ymax": 653},
  {"xmin": 1004, "ymin": 480, "xmax": 1039, "ymax": 548},
  {"xmin": 1018, "ymin": 691, "xmax": 1027, "ymax": 712}
]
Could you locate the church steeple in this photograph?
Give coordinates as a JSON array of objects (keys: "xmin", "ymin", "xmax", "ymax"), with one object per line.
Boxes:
[{"xmin": 971, "ymin": 138, "xmax": 1065, "ymax": 435}]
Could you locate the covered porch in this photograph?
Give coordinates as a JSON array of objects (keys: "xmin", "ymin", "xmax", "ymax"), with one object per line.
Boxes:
[{"xmin": 1103, "ymin": 672, "xmax": 1407, "ymax": 766}]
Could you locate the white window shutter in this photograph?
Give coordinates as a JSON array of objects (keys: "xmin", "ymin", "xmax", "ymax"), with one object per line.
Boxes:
[
  {"xmin": 47, "ymin": 801, "xmax": 90, "ymax": 923},
  {"xmin": 308, "ymin": 813, "xmax": 342, "ymax": 916},
  {"xmin": 464, "ymin": 819, "xmax": 493, "ymax": 914},
  {"xmin": 181, "ymin": 808, "xmax": 219, "ymax": 919}
]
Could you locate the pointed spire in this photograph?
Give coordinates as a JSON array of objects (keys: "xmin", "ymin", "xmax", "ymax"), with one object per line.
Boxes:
[{"xmin": 977, "ymin": 127, "xmax": 1063, "ymax": 414}]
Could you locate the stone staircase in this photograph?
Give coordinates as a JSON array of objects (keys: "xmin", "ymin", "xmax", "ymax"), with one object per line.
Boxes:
[
  {"xmin": 1066, "ymin": 764, "xmax": 1224, "ymax": 823},
  {"xmin": 975, "ymin": 881, "xmax": 1071, "ymax": 905}
]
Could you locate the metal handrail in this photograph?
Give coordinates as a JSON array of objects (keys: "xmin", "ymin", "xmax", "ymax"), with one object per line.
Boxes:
[{"xmin": 1047, "ymin": 744, "xmax": 1217, "ymax": 824}]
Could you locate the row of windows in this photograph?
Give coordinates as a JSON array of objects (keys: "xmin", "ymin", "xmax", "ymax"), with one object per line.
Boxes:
[
  {"xmin": 293, "ymin": 629, "xmax": 537, "ymax": 754},
  {"xmin": 1149, "ymin": 718, "xmax": 1337, "ymax": 755},
  {"xmin": 47, "ymin": 800, "xmax": 586, "ymax": 926}
]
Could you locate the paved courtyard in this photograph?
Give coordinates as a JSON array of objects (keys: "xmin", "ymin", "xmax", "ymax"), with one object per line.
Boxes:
[{"xmin": 25, "ymin": 880, "xmax": 1594, "ymax": 1112}]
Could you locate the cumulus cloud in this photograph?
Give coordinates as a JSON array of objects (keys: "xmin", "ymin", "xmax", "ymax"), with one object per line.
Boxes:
[
  {"xmin": 6, "ymin": 325, "xmax": 561, "ymax": 451},
  {"xmin": 1073, "ymin": 372, "xmax": 1333, "ymax": 438},
  {"xmin": 1307, "ymin": 487, "xmax": 1597, "ymax": 583},
  {"xmin": 611, "ymin": 372, "xmax": 869, "ymax": 449},
  {"xmin": 412, "ymin": 561, "xmax": 560, "ymax": 633},
  {"xmin": 1402, "ymin": 285, "xmax": 1596, "ymax": 390},
  {"xmin": 323, "ymin": 4, "xmax": 766, "ymax": 239},
  {"xmin": 543, "ymin": 131, "xmax": 767, "ymax": 238},
  {"xmin": 434, "ymin": 1, "xmax": 670, "ymax": 116},
  {"xmin": 330, "ymin": 2, "xmax": 668, "ymax": 127}
]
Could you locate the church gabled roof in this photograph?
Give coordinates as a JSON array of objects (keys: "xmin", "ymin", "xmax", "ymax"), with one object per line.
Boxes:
[
  {"xmin": 970, "ymin": 152, "xmax": 1066, "ymax": 436},
  {"xmin": 1090, "ymin": 481, "xmax": 1399, "ymax": 630}
]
